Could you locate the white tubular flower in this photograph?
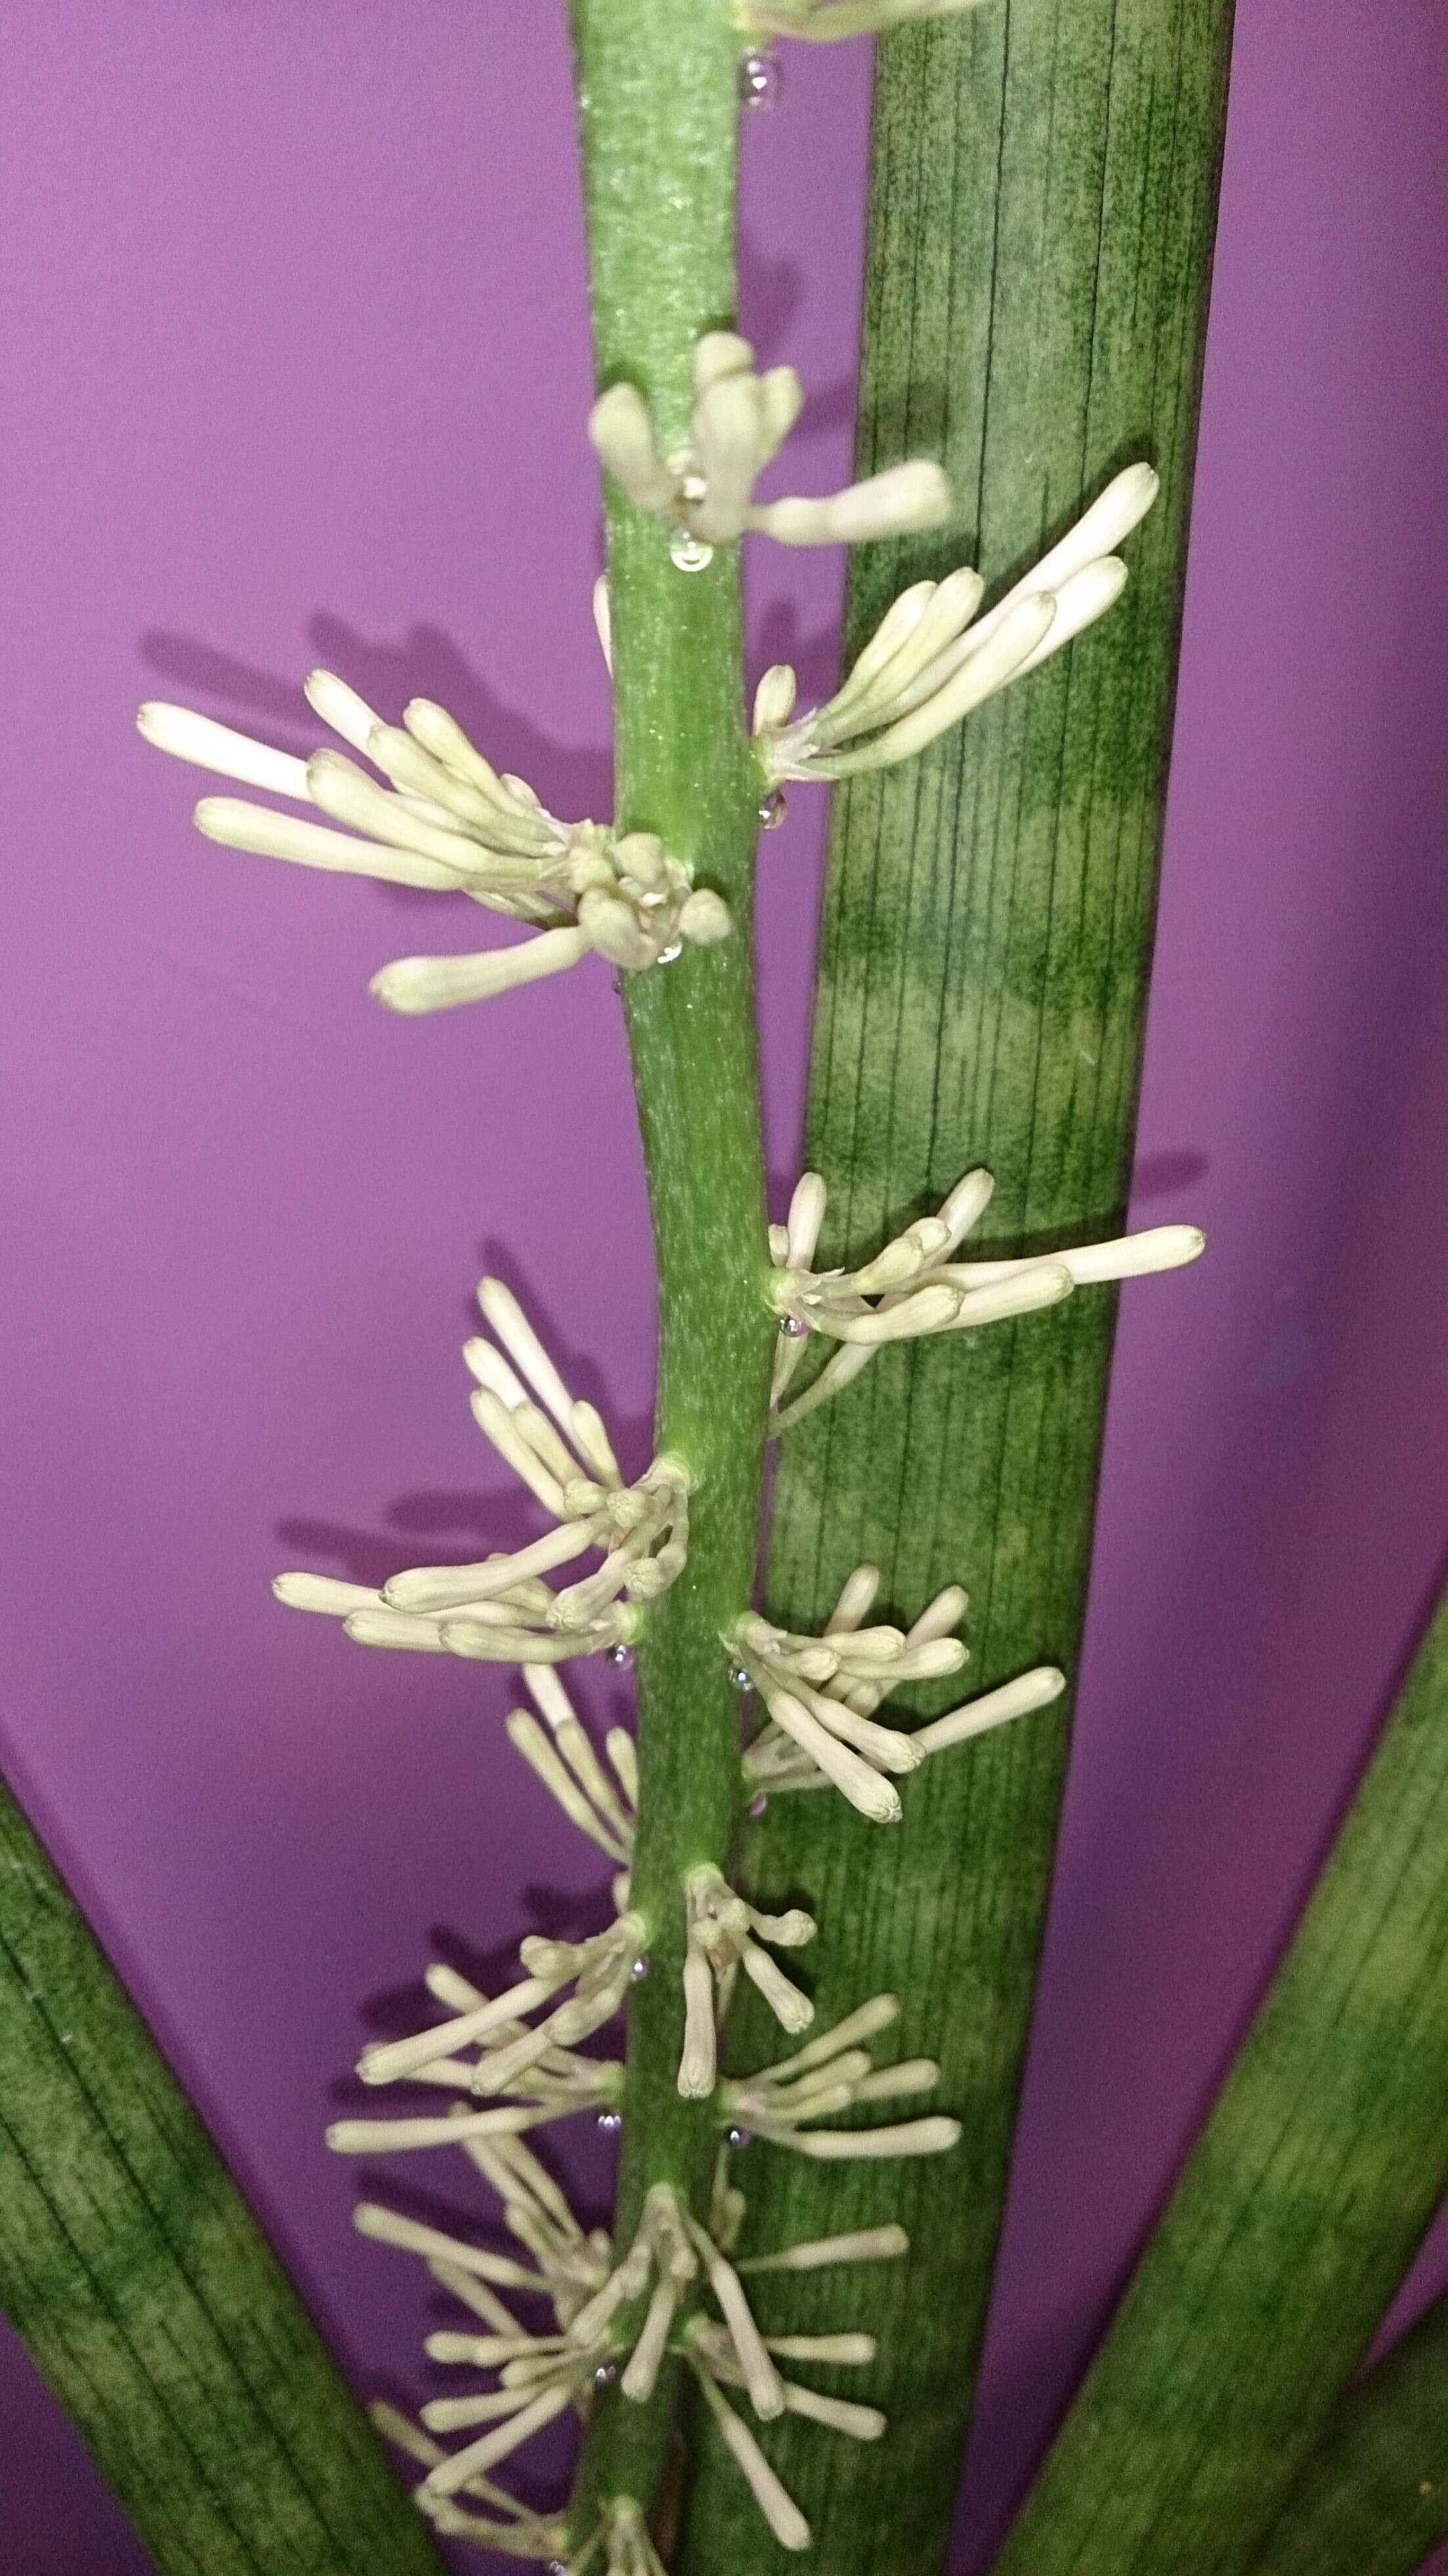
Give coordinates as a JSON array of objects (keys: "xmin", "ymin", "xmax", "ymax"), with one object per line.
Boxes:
[
  {"xmin": 687, "ymin": 2352, "xmax": 812, "ymax": 2551},
  {"xmin": 769, "ymin": 1161, "xmax": 1204, "ymax": 1432},
  {"xmin": 735, "ymin": 2222, "xmax": 911, "ymax": 2276},
  {"xmin": 730, "ymin": 1589, "xmax": 968, "ymax": 1824},
  {"xmin": 678, "ymin": 1865, "xmax": 817, "ymax": 2100},
  {"xmin": 275, "ymin": 1279, "xmax": 690, "ymax": 1668},
  {"xmin": 741, "ymin": 0, "xmax": 990, "ymax": 37},
  {"xmin": 137, "ymin": 674, "xmax": 730, "ymax": 1016},
  {"xmin": 589, "ymin": 331, "xmax": 951, "ymax": 562},
  {"xmin": 755, "ymin": 461, "xmax": 1158, "ymax": 782}
]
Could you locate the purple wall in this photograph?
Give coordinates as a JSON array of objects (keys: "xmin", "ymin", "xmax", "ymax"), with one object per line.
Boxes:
[{"xmin": 1, "ymin": 6, "xmax": 1445, "ymax": 2571}]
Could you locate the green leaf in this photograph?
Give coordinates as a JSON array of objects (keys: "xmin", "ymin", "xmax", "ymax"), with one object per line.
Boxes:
[
  {"xmin": 675, "ymin": 8, "xmax": 1233, "ymax": 2575},
  {"xmin": 0, "ymin": 1772, "xmax": 445, "ymax": 2576},
  {"xmin": 991, "ymin": 1584, "xmax": 1448, "ymax": 2576},
  {"xmin": 1252, "ymin": 2293, "xmax": 1448, "ymax": 2576}
]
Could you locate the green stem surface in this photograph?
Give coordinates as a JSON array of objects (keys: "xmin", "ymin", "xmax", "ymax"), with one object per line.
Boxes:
[
  {"xmin": 1252, "ymin": 2293, "xmax": 1448, "ymax": 2576},
  {"xmin": 990, "ymin": 1584, "xmax": 1448, "ymax": 2576},
  {"xmin": 677, "ymin": 9, "xmax": 1232, "ymax": 2574},
  {"xmin": 567, "ymin": 0, "xmax": 774, "ymax": 2533},
  {"xmin": 0, "ymin": 1772, "xmax": 444, "ymax": 2576}
]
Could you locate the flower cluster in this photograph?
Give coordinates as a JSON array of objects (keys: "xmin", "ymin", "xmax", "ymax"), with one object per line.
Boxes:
[
  {"xmin": 738, "ymin": 1562, "xmax": 1068, "ymax": 1813},
  {"xmin": 769, "ymin": 1161, "xmax": 1204, "ymax": 1431},
  {"xmin": 138, "ymin": 675, "xmax": 729, "ymax": 1014},
  {"xmin": 740, "ymin": 0, "xmax": 991, "ymax": 37},
  {"xmin": 679, "ymin": 1866, "xmax": 817, "ymax": 2098},
  {"xmin": 721, "ymin": 1992, "xmax": 960, "ymax": 2165},
  {"xmin": 754, "ymin": 462, "xmax": 1159, "ymax": 781},
  {"xmin": 589, "ymin": 331, "xmax": 951, "ymax": 564},
  {"xmin": 730, "ymin": 1574, "xmax": 968, "ymax": 1823},
  {"xmin": 276, "ymin": 1279, "xmax": 690, "ymax": 1666},
  {"xmin": 366, "ymin": 2141, "xmax": 920, "ymax": 2558}
]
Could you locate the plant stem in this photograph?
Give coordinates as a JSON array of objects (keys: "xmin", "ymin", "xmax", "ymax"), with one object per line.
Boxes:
[
  {"xmin": 989, "ymin": 1582, "xmax": 1448, "ymax": 2576},
  {"xmin": 1251, "ymin": 2293, "xmax": 1448, "ymax": 2576},
  {"xmin": 675, "ymin": 9, "xmax": 1233, "ymax": 2573},
  {"xmin": 0, "ymin": 1770, "xmax": 445, "ymax": 2576},
  {"xmin": 566, "ymin": 0, "xmax": 773, "ymax": 2531}
]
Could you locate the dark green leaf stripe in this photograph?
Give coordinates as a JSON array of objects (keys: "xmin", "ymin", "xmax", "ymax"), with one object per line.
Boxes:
[
  {"xmin": 1252, "ymin": 2291, "xmax": 1448, "ymax": 2576},
  {"xmin": 992, "ymin": 1584, "xmax": 1448, "ymax": 2576},
  {"xmin": 677, "ymin": 7, "xmax": 1232, "ymax": 2574},
  {"xmin": 0, "ymin": 1773, "xmax": 444, "ymax": 2576}
]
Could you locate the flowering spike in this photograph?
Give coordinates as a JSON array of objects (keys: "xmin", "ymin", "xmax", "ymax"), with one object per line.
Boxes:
[{"xmin": 589, "ymin": 333, "xmax": 950, "ymax": 557}]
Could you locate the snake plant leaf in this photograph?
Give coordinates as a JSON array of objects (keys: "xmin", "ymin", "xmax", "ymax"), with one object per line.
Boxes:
[
  {"xmin": 0, "ymin": 1771, "xmax": 445, "ymax": 2576},
  {"xmin": 991, "ymin": 1582, "xmax": 1448, "ymax": 2576},
  {"xmin": 1251, "ymin": 2291, "xmax": 1448, "ymax": 2576},
  {"xmin": 676, "ymin": 7, "xmax": 1234, "ymax": 2574}
]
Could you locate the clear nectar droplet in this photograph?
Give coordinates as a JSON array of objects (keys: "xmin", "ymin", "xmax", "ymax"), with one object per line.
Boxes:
[
  {"xmin": 593, "ymin": 2362, "xmax": 619, "ymax": 2389},
  {"xmin": 608, "ymin": 1641, "xmax": 633, "ymax": 1670},
  {"xmin": 669, "ymin": 529, "xmax": 714, "ymax": 574},
  {"xmin": 597, "ymin": 2107, "xmax": 623, "ymax": 2133},
  {"xmin": 739, "ymin": 50, "xmax": 781, "ymax": 110},
  {"xmin": 758, "ymin": 789, "xmax": 787, "ymax": 831},
  {"xmin": 728, "ymin": 1662, "xmax": 753, "ymax": 1692},
  {"xmin": 657, "ymin": 938, "xmax": 683, "ymax": 964},
  {"xmin": 779, "ymin": 1313, "xmax": 809, "ymax": 1340},
  {"xmin": 727, "ymin": 2125, "xmax": 754, "ymax": 2150},
  {"xmin": 748, "ymin": 1792, "xmax": 769, "ymax": 1820},
  {"xmin": 631, "ymin": 1954, "xmax": 650, "ymax": 1983}
]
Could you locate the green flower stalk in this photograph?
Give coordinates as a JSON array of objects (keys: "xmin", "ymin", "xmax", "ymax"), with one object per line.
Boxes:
[{"xmin": 124, "ymin": 3, "xmax": 1227, "ymax": 2571}]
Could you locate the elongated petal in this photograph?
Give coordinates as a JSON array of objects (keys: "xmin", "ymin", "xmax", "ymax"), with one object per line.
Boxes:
[
  {"xmin": 736, "ymin": 2222, "xmax": 909, "ymax": 2275},
  {"xmin": 353, "ymin": 2202, "xmax": 543, "ymax": 2291},
  {"xmin": 756, "ymin": 2114, "xmax": 961, "ymax": 2159},
  {"xmin": 304, "ymin": 668, "xmax": 388, "ymax": 755},
  {"xmin": 690, "ymin": 2366, "xmax": 811, "ymax": 2551},
  {"xmin": 823, "ymin": 1282, "xmax": 962, "ymax": 1345},
  {"xmin": 343, "ymin": 1607, "xmax": 450, "ymax": 1653},
  {"xmin": 811, "ymin": 592, "xmax": 1054, "ymax": 776},
  {"xmin": 588, "ymin": 382, "xmax": 677, "ymax": 515},
  {"xmin": 306, "ymin": 750, "xmax": 501, "ymax": 875},
  {"xmin": 945, "ymin": 1221, "xmax": 1205, "ymax": 1292},
  {"xmin": 691, "ymin": 371, "xmax": 769, "ymax": 544},
  {"xmin": 371, "ymin": 927, "xmax": 591, "ymax": 1015},
  {"xmin": 194, "ymin": 796, "xmax": 462, "ymax": 890},
  {"xmin": 272, "ymin": 1572, "xmax": 380, "ymax": 1617},
  {"xmin": 477, "ymin": 1277, "xmax": 579, "ymax": 1434},
  {"xmin": 913, "ymin": 1664, "xmax": 1067, "ymax": 1755},
  {"xmin": 138, "ymin": 702, "xmax": 312, "ymax": 800},
  {"xmin": 758, "ymin": 1680, "xmax": 901, "ymax": 1823},
  {"xmin": 750, "ymin": 457, "xmax": 951, "ymax": 547}
]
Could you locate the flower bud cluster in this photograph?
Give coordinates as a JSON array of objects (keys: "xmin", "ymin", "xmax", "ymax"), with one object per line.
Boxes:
[
  {"xmin": 754, "ymin": 463, "xmax": 1158, "ymax": 782},
  {"xmin": 769, "ymin": 1161, "xmax": 1204, "ymax": 1431},
  {"xmin": 138, "ymin": 674, "xmax": 729, "ymax": 1017},
  {"xmin": 275, "ymin": 1279, "xmax": 690, "ymax": 1667},
  {"xmin": 589, "ymin": 331, "xmax": 951, "ymax": 559}
]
